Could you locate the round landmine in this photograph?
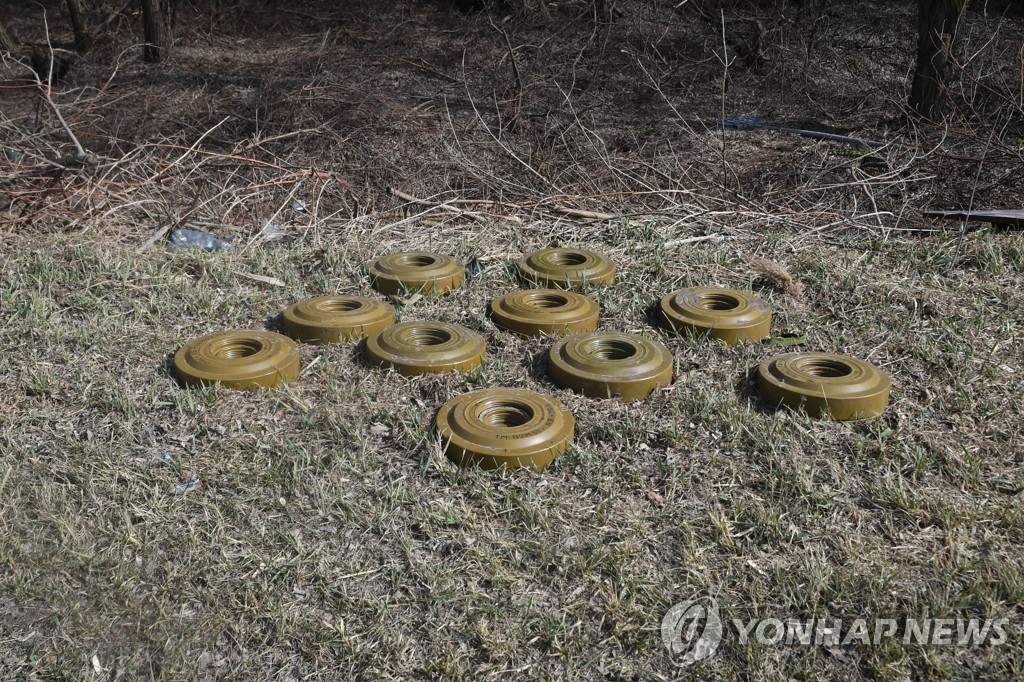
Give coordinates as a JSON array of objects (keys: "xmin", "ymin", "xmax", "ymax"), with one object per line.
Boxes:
[
  {"xmin": 518, "ymin": 247, "xmax": 615, "ymax": 289},
  {"xmin": 489, "ymin": 289, "xmax": 599, "ymax": 337},
  {"xmin": 368, "ymin": 252, "xmax": 464, "ymax": 296},
  {"xmin": 436, "ymin": 388, "xmax": 574, "ymax": 471},
  {"xmin": 548, "ymin": 331, "xmax": 673, "ymax": 401},
  {"xmin": 658, "ymin": 287, "xmax": 772, "ymax": 345},
  {"xmin": 756, "ymin": 352, "xmax": 891, "ymax": 420},
  {"xmin": 365, "ymin": 321, "xmax": 485, "ymax": 376},
  {"xmin": 282, "ymin": 295, "xmax": 395, "ymax": 343},
  {"xmin": 174, "ymin": 330, "xmax": 300, "ymax": 390}
]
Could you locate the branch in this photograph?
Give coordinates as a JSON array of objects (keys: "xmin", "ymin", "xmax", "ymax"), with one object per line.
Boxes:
[
  {"xmin": 389, "ymin": 188, "xmax": 488, "ymax": 223},
  {"xmin": 547, "ymin": 205, "xmax": 617, "ymax": 220},
  {"xmin": 36, "ymin": 13, "xmax": 90, "ymax": 163}
]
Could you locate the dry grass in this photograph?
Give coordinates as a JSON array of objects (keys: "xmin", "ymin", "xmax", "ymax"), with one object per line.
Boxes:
[{"xmin": 1, "ymin": 0, "xmax": 1022, "ymax": 679}]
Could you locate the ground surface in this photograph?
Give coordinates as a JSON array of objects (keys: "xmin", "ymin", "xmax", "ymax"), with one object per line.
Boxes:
[{"xmin": 1, "ymin": 0, "xmax": 1023, "ymax": 679}]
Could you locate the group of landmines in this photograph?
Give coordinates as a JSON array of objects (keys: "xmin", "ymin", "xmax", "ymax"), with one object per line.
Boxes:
[{"xmin": 173, "ymin": 247, "xmax": 892, "ymax": 470}]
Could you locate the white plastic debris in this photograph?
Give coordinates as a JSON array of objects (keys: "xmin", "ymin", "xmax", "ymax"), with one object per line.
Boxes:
[{"xmin": 167, "ymin": 228, "xmax": 236, "ymax": 252}]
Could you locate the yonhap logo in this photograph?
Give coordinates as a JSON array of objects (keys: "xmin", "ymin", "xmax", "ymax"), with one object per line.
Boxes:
[
  {"xmin": 661, "ymin": 598, "xmax": 723, "ymax": 666},
  {"xmin": 661, "ymin": 596, "xmax": 1011, "ymax": 668}
]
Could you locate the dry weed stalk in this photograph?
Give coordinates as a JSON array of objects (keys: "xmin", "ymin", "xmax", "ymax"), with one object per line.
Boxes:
[{"xmin": 749, "ymin": 256, "xmax": 804, "ymax": 299}]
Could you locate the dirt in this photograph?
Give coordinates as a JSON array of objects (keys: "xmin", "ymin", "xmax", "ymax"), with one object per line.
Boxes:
[{"xmin": 0, "ymin": 0, "xmax": 1019, "ymax": 233}]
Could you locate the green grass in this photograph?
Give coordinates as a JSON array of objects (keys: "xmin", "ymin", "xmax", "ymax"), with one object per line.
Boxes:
[{"xmin": 0, "ymin": 224, "xmax": 1020, "ymax": 680}]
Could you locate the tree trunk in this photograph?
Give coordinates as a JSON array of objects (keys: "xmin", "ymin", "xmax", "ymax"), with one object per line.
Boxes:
[
  {"xmin": 910, "ymin": 0, "xmax": 968, "ymax": 119},
  {"xmin": 141, "ymin": 0, "xmax": 177, "ymax": 63},
  {"xmin": 65, "ymin": 0, "xmax": 92, "ymax": 53}
]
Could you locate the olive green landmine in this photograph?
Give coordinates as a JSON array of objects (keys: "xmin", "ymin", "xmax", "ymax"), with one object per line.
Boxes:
[
  {"xmin": 436, "ymin": 388, "xmax": 575, "ymax": 471},
  {"xmin": 518, "ymin": 247, "xmax": 615, "ymax": 290},
  {"xmin": 658, "ymin": 286, "xmax": 772, "ymax": 345},
  {"xmin": 368, "ymin": 252, "xmax": 464, "ymax": 296},
  {"xmin": 282, "ymin": 295, "xmax": 395, "ymax": 343},
  {"xmin": 757, "ymin": 352, "xmax": 891, "ymax": 420},
  {"xmin": 174, "ymin": 330, "xmax": 300, "ymax": 390},
  {"xmin": 548, "ymin": 331, "xmax": 673, "ymax": 402},
  {"xmin": 365, "ymin": 321, "xmax": 485, "ymax": 376},
  {"xmin": 489, "ymin": 289, "xmax": 599, "ymax": 337}
]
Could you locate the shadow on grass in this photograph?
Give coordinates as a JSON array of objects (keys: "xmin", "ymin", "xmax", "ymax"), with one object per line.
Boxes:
[
  {"xmin": 518, "ymin": 342, "xmax": 560, "ymax": 392},
  {"xmin": 263, "ymin": 311, "xmax": 285, "ymax": 332},
  {"xmin": 160, "ymin": 351, "xmax": 180, "ymax": 384},
  {"xmin": 736, "ymin": 363, "xmax": 780, "ymax": 416}
]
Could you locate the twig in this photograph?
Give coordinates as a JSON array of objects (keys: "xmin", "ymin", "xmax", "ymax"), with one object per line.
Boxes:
[
  {"xmin": 146, "ymin": 116, "xmax": 231, "ymax": 183},
  {"xmin": 718, "ymin": 10, "xmax": 731, "ymax": 192},
  {"xmin": 237, "ymin": 271, "xmax": 286, "ymax": 288},
  {"xmin": 397, "ymin": 58, "xmax": 461, "ymax": 84},
  {"xmin": 662, "ymin": 235, "xmax": 729, "ymax": 248},
  {"xmin": 36, "ymin": 14, "xmax": 90, "ymax": 163},
  {"xmin": 547, "ymin": 205, "xmax": 617, "ymax": 220},
  {"xmin": 98, "ymin": 0, "xmax": 135, "ymax": 31},
  {"xmin": 460, "ymin": 50, "xmax": 561, "ymax": 193},
  {"xmin": 953, "ymin": 118, "xmax": 1000, "ymax": 263},
  {"xmin": 492, "ymin": 19, "xmax": 522, "ymax": 127},
  {"xmin": 136, "ymin": 224, "xmax": 171, "ymax": 254},
  {"xmin": 389, "ymin": 188, "xmax": 488, "ymax": 223},
  {"xmin": 375, "ymin": 204, "xmax": 452, "ymax": 234}
]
